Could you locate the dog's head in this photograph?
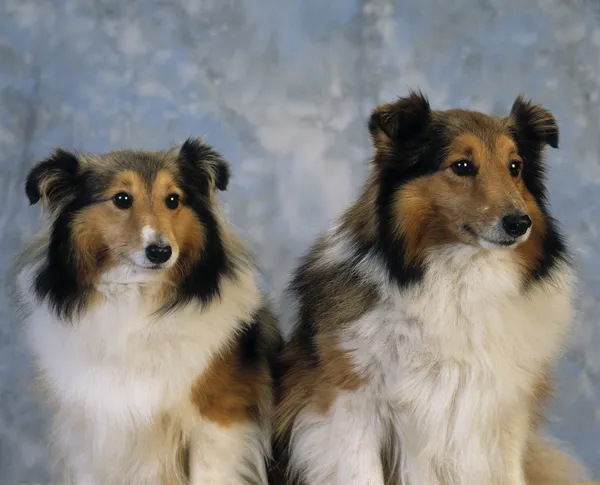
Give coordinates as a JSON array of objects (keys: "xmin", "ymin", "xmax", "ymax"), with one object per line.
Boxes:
[
  {"xmin": 367, "ymin": 91, "xmax": 564, "ymax": 280},
  {"xmin": 26, "ymin": 138, "xmax": 233, "ymax": 315}
]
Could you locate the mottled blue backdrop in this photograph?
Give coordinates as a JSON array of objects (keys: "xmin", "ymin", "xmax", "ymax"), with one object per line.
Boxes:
[{"xmin": 0, "ymin": 0, "xmax": 598, "ymax": 481}]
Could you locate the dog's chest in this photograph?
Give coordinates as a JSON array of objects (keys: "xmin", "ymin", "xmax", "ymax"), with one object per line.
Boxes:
[
  {"xmin": 341, "ymin": 251, "xmax": 573, "ymax": 481},
  {"xmin": 26, "ymin": 289, "xmax": 237, "ymax": 422},
  {"xmin": 348, "ymin": 251, "xmax": 572, "ymax": 406}
]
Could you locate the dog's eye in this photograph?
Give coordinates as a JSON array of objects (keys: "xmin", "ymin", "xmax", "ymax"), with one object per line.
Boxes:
[
  {"xmin": 451, "ymin": 160, "xmax": 477, "ymax": 176},
  {"xmin": 113, "ymin": 192, "xmax": 133, "ymax": 209},
  {"xmin": 165, "ymin": 193, "xmax": 180, "ymax": 210},
  {"xmin": 509, "ymin": 161, "xmax": 522, "ymax": 177}
]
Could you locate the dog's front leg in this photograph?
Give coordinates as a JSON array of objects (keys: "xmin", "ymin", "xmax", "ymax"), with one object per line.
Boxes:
[{"xmin": 188, "ymin": 419, "xmax": 269, "ymax": 485}]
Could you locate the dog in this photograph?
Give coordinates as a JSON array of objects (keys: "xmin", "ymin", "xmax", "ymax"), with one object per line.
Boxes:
[
  {"xmin": 273, "ymin": 93, "xmax": 586, "ymax": 485},
  {"xmin": 13, "ymin": 139, "xmax": 281, "ymax": 485}
]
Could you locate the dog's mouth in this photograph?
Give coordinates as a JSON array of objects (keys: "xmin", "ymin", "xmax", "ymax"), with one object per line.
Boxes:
[
  {"xmin": 99, "ymin": 264, "xmax": 169, "ymax": 286},
  {"xmin": 134, "ymin": 263, "xmax": 168, "ymax": 271},
  {"xmin": 462, "ymin": 224, "xmax": 517, "ymax": 248}
]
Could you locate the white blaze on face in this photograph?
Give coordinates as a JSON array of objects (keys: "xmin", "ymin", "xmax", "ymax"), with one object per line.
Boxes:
[
  {"xmin": 127, "ymin": 225, "xmax": 159, "ymax": 268},
  {"xmin": 142, "ymin": 225, "xmax": 157, "ymax": 246},
  {"xmin": 478, "ymin": 219, "xmax": 532, "ymax": 250}
]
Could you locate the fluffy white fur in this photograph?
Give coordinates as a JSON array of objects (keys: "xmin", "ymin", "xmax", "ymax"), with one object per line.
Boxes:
[
  {"xmin": 288, "ymin": 230, "xmax": 577, "ymax": 485},
  {"xmin": 15, "ymin": 256, "xmax": 268, "ymax": 485}
]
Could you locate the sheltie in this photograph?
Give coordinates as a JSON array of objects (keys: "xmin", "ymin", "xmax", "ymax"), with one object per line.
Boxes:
[
  {"xmin": 274, "ymin": 93, "xmax": 586, "ymax": 485},
  {"xmin": 13, "ymin": 139, "xmax": 280, "ymax": 485}
]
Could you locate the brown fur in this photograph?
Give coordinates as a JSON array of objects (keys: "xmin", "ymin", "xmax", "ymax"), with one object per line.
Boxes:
[
  {"xmin": 192, "ymin": 307, "xmax": 281, "ymax": 428},
  {"xmin": 342, "ymin": 101, "xmax": 553, "ymax": 285},
  {"xmin": 273, "ymin": 254, "xmax": 379, "ymax": 483},
  {"xmin": 525, "ymin": 433, "xmax": 588, "ymax": 485},
  {"xmin": 192, "ymin": 344, "xmax": 271, "ymax": 426},
  {"xmin": 340, "ymin": 173, "xmax": 380, "ymax": 246},
  {"xmin": 275, "ymin": 331, "xmax": 364, "ymax": 436},
  {"xmin": 71, "ymin": 169, "xmax": 207, "ymax": 295},
  {"xmin": 521, "ymin": 372, "xmax": 588, "ymax": 484},
  {"xmin": 390, "ymin": 128, "xmax": 547, "ymax": 277}
]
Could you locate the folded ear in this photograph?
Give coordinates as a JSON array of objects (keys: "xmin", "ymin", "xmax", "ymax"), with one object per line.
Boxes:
[
  {"xmin": 368, "ymin": 91, "xmax": 432, "ymax": 169},
  {"xmin": 509, "ymin": 95, "xmax": 559, "ymax": 149},
  {"xmin": 179, "ymin": 137, "xmax": 230, "ymax": 193},
  {"xmin": 25, "ymin": 148, "xmax": 80, "ymax": 209}
]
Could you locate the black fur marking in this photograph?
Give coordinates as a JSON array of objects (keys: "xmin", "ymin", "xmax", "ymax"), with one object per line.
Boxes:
[
  {"xmin": 238, "ymin": 317, "xmax": 261, "ymax": 365},
  {"xmin": 177, "ymin": 438, "xmax": 190, "ymax": 481},
  {"xmin": 380, "ymin": 419, "xmax": 401, "ymax": 485},
  {"xmin": 214, "ymin": 159, "xmax": 230, "ymax": 191},
  {"xmin": 287, "ymin": 253, "xmax": 331, "ymax": 370},
  {"xmin": 371, "ymin": 166, "xmax": 432, "ymax": 288},
  {"xmin": 241, "ymin": 307, "xmax": 283, "ymax": 380},
  {"xmin": 367, "ymin": 118, "xmax": 450, "ymax": 289},
  {"xmin": 362, "ymin": 92, "xmax": 455, "ymax": 288},
  {"xmin": 529, "ymin": 216, "xmax": 570, "ymax": 283},
  {"xmin": 509, "ymin": 97, "xmax": 570, "ymax": 284},
  {"xmin": 180, "ymin": 137, "xmax": 230, "ymax": 192},
  {"xmin": 163, "ymin": 142, "xmax": 234, "ymax": 312},
  {"xmin": 510, "ymin": 95, "xmax": 559, "ymax": 150},
  {"xmin": 238, "ymin": 306, "xmax": 283, "ymax": 369},
  {"xmin": 368, "ymin": 90, "xmax": 431, "ymax": 145},
  {"xmin": 288, "ymin": 310, "xmax": 319, "ymax": 372},
  {"xmin": 235, "ymin": 308, "xmax": 282, "ymax": 427},
  {"xmin": 25, "ymin": 149, "xmax": 79, "ymax": 206},
  {"xmin": 368, "ymin": 91, "xmax": 433, "ymax": 172},
  {"xmin": 165, "ymin": 196, "xmax": 231, "ymax": 310},
  {"xmin": 33, "ymin": 171, "xmax": 99, "ymax": 319},
  {"xmin": 288, "ymin": 252, "xmax": 377, "ymax": 364}
]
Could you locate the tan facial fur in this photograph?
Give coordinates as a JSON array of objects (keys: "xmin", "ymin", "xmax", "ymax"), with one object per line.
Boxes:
[
  {"xmin": 71, "ymin": 170, "xmax": 205, "ymax": 284},
  {"xmin": 394, "ymin": 132, "xmax": 545, "ymax": 270}
]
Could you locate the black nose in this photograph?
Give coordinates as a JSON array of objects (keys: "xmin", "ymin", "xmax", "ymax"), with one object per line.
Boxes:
[
  {"xmin": 145, "ymin": 244, "xmax": 172, "ymax": 265},
  {"xmin": 502, "ymin": 213, "xmax": 532, "ymax": 238}
]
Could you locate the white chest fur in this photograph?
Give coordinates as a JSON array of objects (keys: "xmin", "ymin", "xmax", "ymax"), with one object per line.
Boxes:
[
  {"xmin": 19, "ymin": 266, "xmax": 261, "ymax": 425},
  {"xmin": 344, "ymin": 246, "xmax": 573, "ymax": 484}
]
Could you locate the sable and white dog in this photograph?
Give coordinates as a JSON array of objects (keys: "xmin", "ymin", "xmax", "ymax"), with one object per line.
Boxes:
[
  {"xmin": 274, "ymin": 93, "xmax": 586, "ymax": 485},
  {"xmin": 13, "ymin": 139, "xmax": 281, "ymax": 485}
]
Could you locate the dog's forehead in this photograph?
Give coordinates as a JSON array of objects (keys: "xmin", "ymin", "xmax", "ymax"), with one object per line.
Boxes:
[
  {"xmin": 434, "ymin": 109, "xmax": 513, "ymax": 152},
  {"xmin": 446, "ymin": 133, "xmax": 518, "ymax": 159},
  {"xmin": 80, "ymin": 149, "xmax": 180, "ymax": 186}
]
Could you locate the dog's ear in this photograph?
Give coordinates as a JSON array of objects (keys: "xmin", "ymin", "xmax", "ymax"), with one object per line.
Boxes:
[
  {"xmin": 25, "ymin": 148, "xmax": 80, "ymax": 210},
  {"xmin": 179, "ymin": 138, "xmax": 230, "ymax": 193},
  {"xmin": 368, "ymin": 91, "xmax": 432, "ymax": 169},
  {"xmin": 509, "ymin": 95, "xmax": 559, "ymax": 150}
]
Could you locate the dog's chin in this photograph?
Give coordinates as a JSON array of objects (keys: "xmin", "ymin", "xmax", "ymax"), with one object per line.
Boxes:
[
  {"xmin": 477, "ymin": 237, "xmax": 520, "ymax": 250},
  {"xmin": 99, "ymin": 264, "xmax": 170, "ymax": 285},
  {"xmin": 463, "ymin": 225, "xmax": 530, "ymax": 250}
]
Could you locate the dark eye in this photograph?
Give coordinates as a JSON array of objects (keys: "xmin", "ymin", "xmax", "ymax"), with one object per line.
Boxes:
[
  {"xmin": 165, "ymin": 193, "xmax": 180, "ymax": 210},
  {"xmin": 113, "ymin": 192, "xmax": 133, "ymax": 209},
  {"xmin": 509, "ymin": 161, "xmax": 522, "ymax": 177},
  {"xmin": 451, "ymin": 160, "xmax": 478, "ymax": 176}
]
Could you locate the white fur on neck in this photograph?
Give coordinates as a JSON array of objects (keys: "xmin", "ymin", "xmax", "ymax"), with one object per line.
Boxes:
[{"xmin": 21, "ymin": 264, "xmax": 260, "ymax": 420}]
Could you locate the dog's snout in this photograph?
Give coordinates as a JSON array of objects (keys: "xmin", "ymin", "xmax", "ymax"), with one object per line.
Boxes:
[
  {"xmin": 145, "ymin": 244, "xmax": 172, "ymax": 264},
  {"xmin": 502, "ymin": 213, "xmax": 532, "ymax": 238}
]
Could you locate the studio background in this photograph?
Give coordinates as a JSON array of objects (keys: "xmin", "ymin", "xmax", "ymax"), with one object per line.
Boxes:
[{"xmin": 0, "ymin": 0, "xmax": 598, "ymax": 481}]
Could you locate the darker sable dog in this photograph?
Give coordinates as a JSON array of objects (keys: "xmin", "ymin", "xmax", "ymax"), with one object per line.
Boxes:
[{"xmin": 273, "ymin": 93, "xmax": 586, "ymax": 485}]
